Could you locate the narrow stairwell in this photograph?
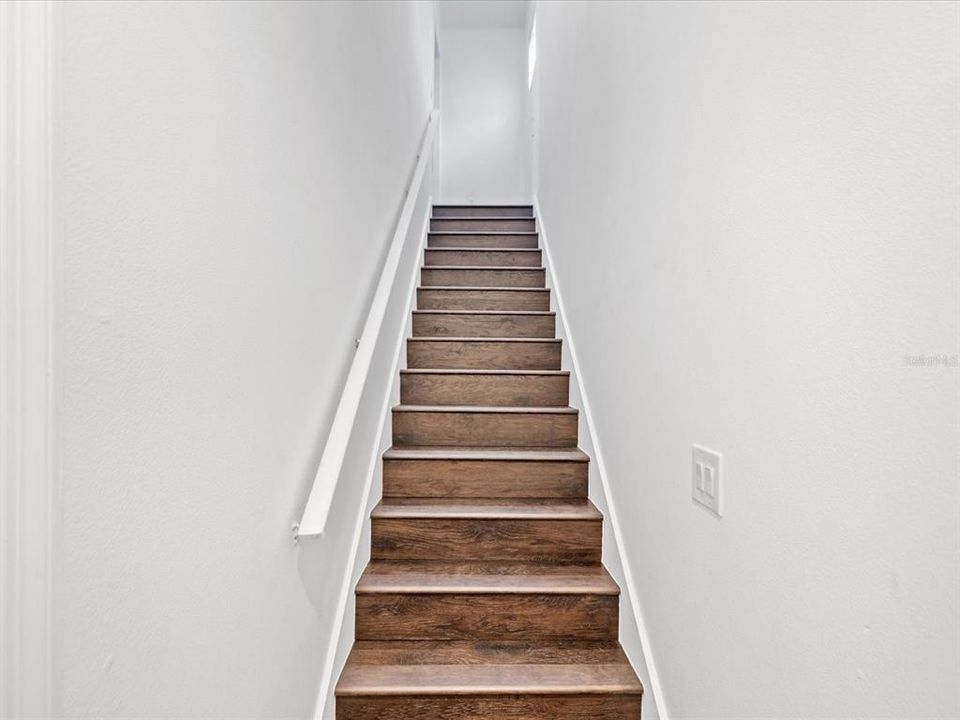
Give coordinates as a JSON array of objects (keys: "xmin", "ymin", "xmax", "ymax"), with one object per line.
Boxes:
[{"xmin": 334, "ymin": 205, "xmax": 644, "ymax": 719}]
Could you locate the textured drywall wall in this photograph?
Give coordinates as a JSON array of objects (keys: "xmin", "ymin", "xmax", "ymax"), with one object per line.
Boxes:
[
  {"xmin": 58, "ymin": 1, "xmax": 434, "ymax": 716},
  {"xmin": 532, "ymin": 1, "xmax": 960, "ymax": 717},
  {"xmin": 439, "ymin": 27, "xmax": 531, "ymax": 203}
]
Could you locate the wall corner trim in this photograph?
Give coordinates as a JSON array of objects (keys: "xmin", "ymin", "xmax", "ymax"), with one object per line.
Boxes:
[
  {"xmin": 0, "ymin": 1, "xmax": 61, "ymax": 717},
  {"xmin": 534, "ymin": 196, "xmax": 669, "ymax": 720}
]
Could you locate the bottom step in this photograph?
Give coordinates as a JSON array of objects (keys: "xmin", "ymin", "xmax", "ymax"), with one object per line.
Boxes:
[{"xmin": 337, "ymin": 641, "xmax": 642, "ymax": 719}]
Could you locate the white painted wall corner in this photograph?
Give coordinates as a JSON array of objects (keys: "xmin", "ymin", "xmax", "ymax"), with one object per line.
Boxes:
[
  {"xmin": 535, "ymin": 197, "xmax": 669, "ymax": 720},
  {"xmin": 0, "ymin": 1, "xmax": 60, "ymax": 717}
]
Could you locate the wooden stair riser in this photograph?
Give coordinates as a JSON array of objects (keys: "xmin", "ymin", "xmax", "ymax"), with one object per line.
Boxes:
[
  {"xmin": 421, "ymin": 268, "xmax": 545, "ymax": 288},
  {"xmin": 431, "ymin": 218, "xmax": 536, "ymax": 232},
  {"xmin": 407, "ymin": 339, "xmax": 562, "ymax": 370},
  {"xmin": 392, "ymin": 409, "xmax": 578, "ymax": 447},
  {"xmin": 428, "ymin": 233, "xmax": 538, "ymax": 249},
  {"xmin": 382, "ymin": 458, "xmax": 588, "ymax": 499},
  {"xmin": 424, "ymin": 249, "xmax": 542, "ymax": 267},
  {"xmin": 372, "ymin": 518, "xmax": 601, "ymax": 563},
  {"xmin": 417, "ymin": 288, "xmax": 550, "ymax": 312},
  {"xmin": 355, "ymin": 594, "xmax": 619, "ymax": 641},
  {"xmin": 432, "ymin": 205, "xmax": 534, "ymax": 218},
  {"xmin": 413, "ymin": 312, "xmax": 555, "ymax": 338},
  {"xmin": 337, "ymin": 694, "xmax": 641, "ymax": 719},
  {"xmin": 400, "ymin": 372, "xmax": 569, "ymax": 406}
]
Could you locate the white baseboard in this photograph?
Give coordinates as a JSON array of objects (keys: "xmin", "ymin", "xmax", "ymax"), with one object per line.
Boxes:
[
  {"xmin": 311, "ymin": 205, "xmax": 431, "ymax": 720},
  {"xmin": 535, "ymin": 196, "xmax": 669, "ymax": 720}
]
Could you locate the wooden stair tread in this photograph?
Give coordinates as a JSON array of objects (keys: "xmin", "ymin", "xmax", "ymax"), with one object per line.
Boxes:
[
  {"xmin": 342, "ymin": 640, "xmax": 628, "ymax": 665},
  {"xmin": 372, "ymin": 498, "xmax": 601, "ymax": 520},
  {"xmin": 393, "ymin": 404, "xmax": 577, "ymax": 414},
  {"xmin": 424, "ymin": 265, "xmax": 545, "ymax": 271},
  {"xmin": 413, "ymin": 309, "xmax": 554, "ymax": 316},
  {"xmin": 418, "ymin": 285, "xmax": 549, "ymax": 291},
  {"xmin": 337, "ymin": 663, "xmax": 641, "ymax": 696},
  {"xmin": 431, "ymin": 219, "xmax": 535, "ymax": 228},
  {"xmin": 425, "ymin": 247, "xmax": 540, "ymax": 252},
  {"xmin": 357, "ymin": 561, "xmax": 619, "ymax": 595},
  {"xmin": 338, "ymin": 643, "xmax": 642, "ymax": 696},
  {"xmin": 431, "ymin": 216, "xmax": 533, "ymax": 221},
  {"xmin": 400, "ymin": 369, "xmax": 567, "ymax": 376},
  {"xmin": 383, "ymin": 446, "xmax": 588, "ymax": 462},
  {"xmin": 409, "ymin": 336, "xmax": 560, "ymax": 342},
  {"xmin": 428, "ymin": 231, "xmax": 538, "ymax": 236}
]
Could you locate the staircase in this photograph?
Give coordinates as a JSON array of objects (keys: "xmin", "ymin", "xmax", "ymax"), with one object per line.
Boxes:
[{"xmin": 334, "ymin": 205, "xmax": 644, "ymax": 718}]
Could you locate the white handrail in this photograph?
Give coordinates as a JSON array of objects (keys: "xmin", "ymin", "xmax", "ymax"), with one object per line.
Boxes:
[{"xmin": 296, "ymin": 109, "xmax": 438, "ymax": 539}]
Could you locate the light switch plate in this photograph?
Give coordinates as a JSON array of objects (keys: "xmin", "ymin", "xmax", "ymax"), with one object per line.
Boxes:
[{"xmin": 692, "ymin": 445, "xmax": 722, "ymax": 516}]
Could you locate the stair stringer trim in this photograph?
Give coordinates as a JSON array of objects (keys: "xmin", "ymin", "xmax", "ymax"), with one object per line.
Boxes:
[{"xmin": 535, "ymin": 196, "xmax": 669, "ymax": 720}]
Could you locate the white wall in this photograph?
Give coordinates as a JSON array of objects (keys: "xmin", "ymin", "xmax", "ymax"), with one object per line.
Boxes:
[
  {"xmin": 440, "ymin": 27, "xmax": 531, "ymax": 203},
  {"xmin": 532, "ymin": 2, "xmax": 960, "ymax": 718},
  {"xmin": 57, "ymin": 1, "xmax": 434, "ymax": 717}
]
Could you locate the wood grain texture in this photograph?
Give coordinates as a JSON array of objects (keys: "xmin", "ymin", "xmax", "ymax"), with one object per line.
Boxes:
[
  {"xmin": 432, "ymin": 205, "xmax": 534, "ymax": 218},
  {"xmin": 417, "ymin": 287, "xmax": 551, "ymax": 311},
  {"xmin": 372, "ymin": 518, "xmax": 601, "ymax": 563},
  {"xmin": 335, "ymin": 204, "xmax": 641, "ymax": 718},
  {"xmin": 431, "ymin": 218, "xmax": 536, "ymax": 232},
  {"xmin": 421, "ymin": 267, "xmax": 546, "ymax": 288},
  {"xmin": 428, "ymin": 233, "xmax": 539, "ymax": 249},
  {"xmin": 412, "ymin": 311, "xmax": 556, "ymax": 338},
  {"xmin": 424, "ymin": 248, "xmax": 543, "ymax": 266},
  {"xmin": 356, "ymin": 593, "xmax": 619, "ymax": 641},
  {"xmin": 342, "ymin": 640, "xmax": 630, "ymax": 665},
  {"xmin": 406, "ymin": 338, "xmax": 562, "ymax": 370},
  {"xmin": 355, "ymin": 561, "xmax": 619, "ymax": 594},
  {"xmin": 337, "ymin": 694, "xmax": 641, "ymax": 719},
  {"xmin": 382, "ymin": 447, "xmax": 589, "ymax": 498},
  {"xmin": 336, "ymin": 642, "xmax": 642, "ymax": 716},
  {"xmin": 400, "ymin": 370, "xmax": 568, "ymax": 406},
  {"xmin": 372, "ymin": 498, "xmax": 602, "ymax": 518},
  {"xmin": 339, "ymin": 660, "xmax": 638, "ymax": 694},
  {"xmin": 371, "ymin": 500, "xmax": 601, "ymax": 563},
  {"xmin": 392, "ymin": 406, "xmax": 579, "ymax": 447}
]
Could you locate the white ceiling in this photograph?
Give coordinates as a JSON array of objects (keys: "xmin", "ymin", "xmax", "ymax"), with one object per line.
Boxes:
[{"xmin": 438, "ymin": 0, "xmax": 529, "ymax": 28}]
